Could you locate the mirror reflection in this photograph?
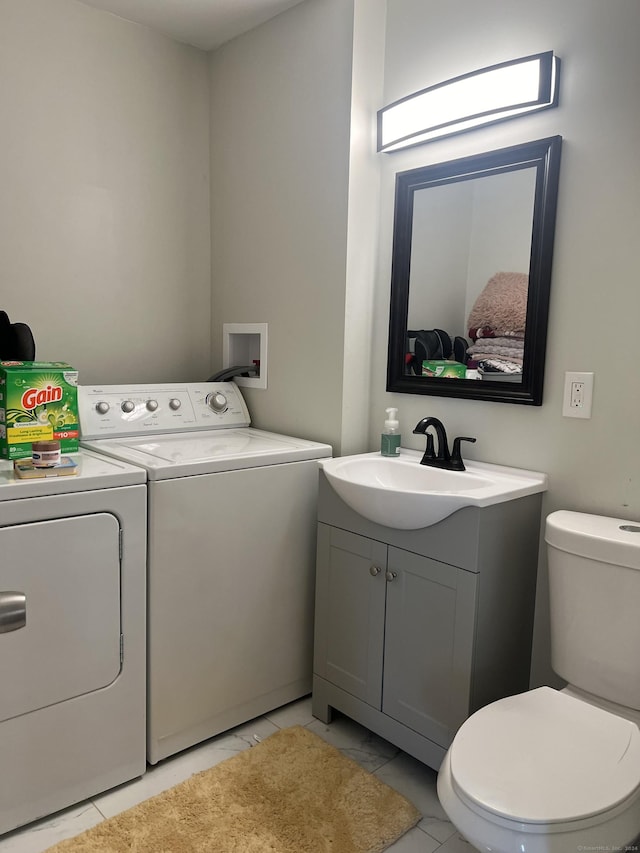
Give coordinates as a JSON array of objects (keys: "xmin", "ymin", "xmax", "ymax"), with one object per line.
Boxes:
[
  {"xmin": 408, "ymin": 168, "xmax": 536, "ymax": 382},
  {"xmin": 387, "ymin": 137, "xmax": 562, "ymax": 405}
]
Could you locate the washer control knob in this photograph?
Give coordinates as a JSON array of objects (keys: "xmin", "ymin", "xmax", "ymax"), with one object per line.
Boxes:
[
  {"xmin": 121, "ymin": 400, "xmax": 135, "ymax": 414},
  {"xmin": 146, "ymin": 399, "xmax": 159, "ymax": 412},
  {"xmin": 95, "ymin": 401, "xmax": 110, "ymax": 415},
  {"xmin": 169, "ymin": 398, "xmax": 181, "ymax": 411},
  {"xmin": 206, "ymin": 392, "xmax": 228, "ymax": 413}
]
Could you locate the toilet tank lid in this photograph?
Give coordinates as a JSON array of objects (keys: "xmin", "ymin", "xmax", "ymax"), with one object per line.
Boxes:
[
  {"xmin": 545, "ymin": 510, "xmax": 640, "ymax": 571},
  {"xmin": 450, "ymin": 687, "xmax": 640, "ymax": 825}
]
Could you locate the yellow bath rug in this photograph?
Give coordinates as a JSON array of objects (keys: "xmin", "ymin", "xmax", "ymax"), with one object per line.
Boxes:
[{"xmin": 46, "ymin": 725, "xmax": 421, "ymax": 852}]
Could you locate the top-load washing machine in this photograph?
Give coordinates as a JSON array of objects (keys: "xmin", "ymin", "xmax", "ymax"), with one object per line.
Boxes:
[
  {"xmin": 79, "ymin": 382, "xmax": 331, "ymax": 763},
  {"xmin": 0, "ymin": 450, "xmax": 146, "ymax": 835}
]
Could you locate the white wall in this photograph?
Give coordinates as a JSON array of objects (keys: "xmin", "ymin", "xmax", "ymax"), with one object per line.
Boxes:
[
  {"xmin": 409, "ymin": 182, "xmax": 473, "ymax": 333},
  {"xmin": 465, "ymin": 168, "xmax": 536, "ymax": 319},
  {"xmin": 374, "ymin": 0, "xmax": 640, "ymax": 687},
  {"xmin": 208, "ymin": 0, "xmax": 352, "ymax": 450},
  {"xmin": 208, "ymin": 0, "xmax": 385, "ymax": 453},
  {"xmin": 339, "ymin": 0, "xmax": 386, "ymax": 456},
  {"xmin": 0, "ymin": 0, "xmax": 211, "ymax": 383}
]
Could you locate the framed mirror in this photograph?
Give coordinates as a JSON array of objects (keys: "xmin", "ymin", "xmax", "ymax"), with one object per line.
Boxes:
[{"xmin": 386, "ymin": 136, "xmax": 562, "ymax": 404}]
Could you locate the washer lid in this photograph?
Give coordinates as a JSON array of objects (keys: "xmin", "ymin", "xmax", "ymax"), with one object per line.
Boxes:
[
  {"xmin": 82, "ymin": 428, "xmax": 332, "ymax": 479},
  {"xmin": 450, "ymin": 687, "xmax": 640, "ymax": 824}
]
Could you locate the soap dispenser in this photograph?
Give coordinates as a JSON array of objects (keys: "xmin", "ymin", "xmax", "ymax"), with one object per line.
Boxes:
[{"xmin": 381, "ymin": 408, "xmax": 401, "ymax": 457}]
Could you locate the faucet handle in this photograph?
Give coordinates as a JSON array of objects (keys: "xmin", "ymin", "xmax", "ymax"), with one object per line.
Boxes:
[
  {"xmin": 424, "ymin": 433, "xmax": 435, "ymax": 460},
  {"xmin": 450, "ymin": 436, "xmax": 476, "ymax": 471}
]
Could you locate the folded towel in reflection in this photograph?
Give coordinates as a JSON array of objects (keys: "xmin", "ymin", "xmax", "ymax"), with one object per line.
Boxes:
[
  {"xmin": 467, "ymin": 339, "xmax": 525, "ymax": 361},
  {"xmin": 467, "ymin": 272, "xmax": 529, "ymax": 337},
  {"xmin": 478, "ymin": 358, "xmax": 523, "ymax": 373}
]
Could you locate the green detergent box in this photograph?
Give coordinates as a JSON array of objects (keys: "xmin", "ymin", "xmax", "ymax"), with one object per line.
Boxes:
[
  {"xmin": 422, "ymin": 360, "xmax": 466, "ymax": 379},
  {"xmin": 0, "ymin": 362, "xmax": 80, "ymax": 461}
]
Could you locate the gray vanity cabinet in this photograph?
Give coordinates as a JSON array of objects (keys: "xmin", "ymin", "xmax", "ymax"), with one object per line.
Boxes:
[
  {"xmin": 313, "ymin": 527, "xmax": 387, "ymax": 709},
  {"xmin": 314, "ymin": 525, "xmax": 478, "ymax": 751},
  {"xmin": 383, "ymin": 546, "xmax": 477, "ymax": 747},
  {"xmin": 312, "ymin": 471, "xmax": 543, "ymax": 771}
]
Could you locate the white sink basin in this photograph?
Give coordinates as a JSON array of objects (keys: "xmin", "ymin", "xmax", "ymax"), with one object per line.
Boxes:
[{"xmin": 321, "ymin": 450, "xmax": 547, "ymax": 530}]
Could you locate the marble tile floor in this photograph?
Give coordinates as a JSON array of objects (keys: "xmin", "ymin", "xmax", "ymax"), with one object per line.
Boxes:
[{"xmin": 0, "ymin": 696, "xmax": 474, "ymax": 853}]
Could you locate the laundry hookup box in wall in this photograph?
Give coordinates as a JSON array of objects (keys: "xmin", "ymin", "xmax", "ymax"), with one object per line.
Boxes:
[{"xmin": 0, "ymin": 362, "xmax": 80, "ymax": 461}]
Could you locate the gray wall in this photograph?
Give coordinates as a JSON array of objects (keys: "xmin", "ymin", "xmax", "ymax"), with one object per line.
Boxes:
[
  {"xmin": 208, "ymin": 0, "xmax": 353, "ymax": 451},
  {"xmin": 208, "ymin": 0, "xmax": 384, "ymax": 453},
  {"xmin": 0, "ymin": 0, "xmax": 211, "ymax": 383},
  {"xmin": 374, "ymin": 0, "xmax": 640, "ymax": 686}
]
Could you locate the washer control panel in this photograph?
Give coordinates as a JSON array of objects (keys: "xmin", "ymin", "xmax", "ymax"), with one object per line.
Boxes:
[{"xmin": 78, "ymin": 382, "xmax": 251, "ymax": 439}]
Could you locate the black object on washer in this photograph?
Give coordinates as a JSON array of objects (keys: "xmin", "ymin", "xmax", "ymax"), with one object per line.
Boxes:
[{"xmin": 0, "ymin": 311, "xmax": 36, "ymax": 360}]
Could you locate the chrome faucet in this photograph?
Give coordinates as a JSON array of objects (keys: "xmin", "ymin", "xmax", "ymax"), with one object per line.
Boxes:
[{"xmin": 412, "ymin": 417, "xmax": 476, "ymax": 471}]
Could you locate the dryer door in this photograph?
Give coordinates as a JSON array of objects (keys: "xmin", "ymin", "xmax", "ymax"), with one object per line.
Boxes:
[{"xmin": 0, "ymin": 513, "xmax": 122, "ymax": 722}]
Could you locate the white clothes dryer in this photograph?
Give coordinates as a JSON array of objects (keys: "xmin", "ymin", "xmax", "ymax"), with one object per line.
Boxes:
[
  {"xmin": 80, "ymin": 382, "xmax": 332, "ymax": 764},
  {"xmin": 0, "ymin": 450, "xmax": 146, "ymax": 835}
]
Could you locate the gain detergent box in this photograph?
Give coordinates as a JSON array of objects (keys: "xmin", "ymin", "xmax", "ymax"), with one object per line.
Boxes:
[
  {"xmin": 0, "ymin": 362, "xmax": 79, "ymax": 461},
  {"xmin": 421, "ymin": 360, "xmax": 467, "ymax": 379}
]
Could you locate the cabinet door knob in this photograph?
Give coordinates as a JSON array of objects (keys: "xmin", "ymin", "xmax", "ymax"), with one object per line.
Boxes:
[
  {"xmin": 385, "ymin": 570, "xmax": 398, "ymax": 582},
  {"xmin": 369, "ymin": 565, "xmax": 382, "ymax": 576}
]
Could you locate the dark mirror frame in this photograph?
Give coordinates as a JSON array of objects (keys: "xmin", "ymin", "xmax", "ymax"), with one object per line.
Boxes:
[{"xmin": 386, "ymin": 136, "xmax": 562, "ymax": 405}]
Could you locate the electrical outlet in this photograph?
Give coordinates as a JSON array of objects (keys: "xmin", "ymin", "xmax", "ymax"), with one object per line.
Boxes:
[
  {"xmin": 562, "ymin": 372, "xmax": 594, "ymax": 418},
  {"xmin": 570, "ymin": 381, "xmax": 584, "ymax": 408}
]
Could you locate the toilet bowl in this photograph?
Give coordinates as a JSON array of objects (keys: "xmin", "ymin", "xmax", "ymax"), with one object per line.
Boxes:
[
  {"xmin": 437, "ymin": 511, "xmax": 640, "ymax": 852},
  {"xmin": 437, "ymin": 687, "xmax": 640, "ymax": 851}
]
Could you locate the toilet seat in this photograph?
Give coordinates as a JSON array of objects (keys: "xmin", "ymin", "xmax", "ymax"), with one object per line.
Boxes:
[{"xmin": 449, "ymin": 686, "xmax": 640, "ymax": 825}]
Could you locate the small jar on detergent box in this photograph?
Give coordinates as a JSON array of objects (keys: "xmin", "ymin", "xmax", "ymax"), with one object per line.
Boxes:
[{"xmin": 32, "ymin": 440, "xmax": 61, "ymax": 468}]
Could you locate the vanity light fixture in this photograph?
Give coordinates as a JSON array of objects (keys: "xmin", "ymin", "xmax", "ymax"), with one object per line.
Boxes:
[{"xmin": 377, "ymin": 51, "xmax": 559, "ymax": 153}]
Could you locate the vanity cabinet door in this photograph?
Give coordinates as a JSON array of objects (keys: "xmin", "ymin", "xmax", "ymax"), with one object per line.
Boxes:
[
  {"xmin": 382, "ymin": 547, "xmax": 478, "ymax": 748},
  {"xmin": 314, "ymin": 524, "xmax": 387, "ymax": 709}
]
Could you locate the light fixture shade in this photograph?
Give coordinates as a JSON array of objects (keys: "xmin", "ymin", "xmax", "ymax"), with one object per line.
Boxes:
[{"xmin": 378, "ymin": 51, "xmax": 559, "ymax": 153}]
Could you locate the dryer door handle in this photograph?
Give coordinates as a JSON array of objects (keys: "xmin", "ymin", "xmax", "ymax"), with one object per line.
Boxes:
[{"xmin": 0, "ymin": 591, "xmax": 26, "ymax": 633}]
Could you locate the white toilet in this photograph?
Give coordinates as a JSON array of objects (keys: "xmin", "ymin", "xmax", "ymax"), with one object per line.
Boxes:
[{"xmin": 437, "ymin": 510, "xmax": 640, "ymax": 852}]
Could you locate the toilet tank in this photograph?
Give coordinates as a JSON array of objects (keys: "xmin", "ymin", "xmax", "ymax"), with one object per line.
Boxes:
[{"xmin": 545, "ymin": 510, "xmax": 640, "ymax": 710}]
